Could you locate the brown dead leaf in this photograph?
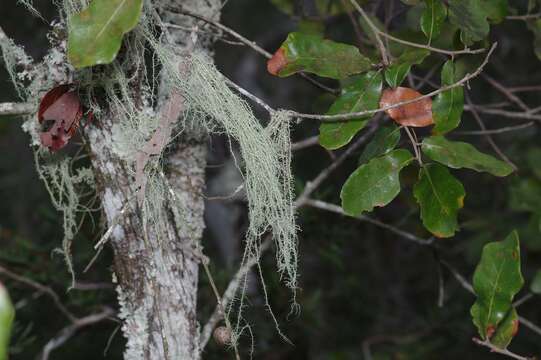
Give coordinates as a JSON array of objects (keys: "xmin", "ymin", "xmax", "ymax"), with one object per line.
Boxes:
[{"xmin": 379, "ymin": 87, "xmax": 433, "ymax": 127}]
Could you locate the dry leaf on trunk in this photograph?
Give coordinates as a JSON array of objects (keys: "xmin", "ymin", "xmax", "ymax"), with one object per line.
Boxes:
[
  {"xmin": 38, "ymin": 84, "xmax": 83, "ymax": 151},
  {"xmin": 379, "ymin": 87, "xmax": 433, "ymax": 127}
]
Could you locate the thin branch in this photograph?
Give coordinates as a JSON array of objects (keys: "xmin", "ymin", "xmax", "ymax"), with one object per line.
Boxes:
[
  {"xmin": 472, "ymin": 338, "xmax": 535, "ymax": 360},
  {"xmin": 303, "ymin": 199, "xmax": 434, "ymax": 246},
  {"xmin": 291, "ymin": 135, "xmax": 320, "ymax": 152},
  {"xmin": 349, "ymin": 0, "xmax": 485, "ymax": 56},
  {"xmin": 170, "ymin": 8, "xmax": 339, "ymax": 94},
  {"xmin": 39, "ymin": 307, "xmax": 115, "ymax": 360},
  {"xmin": 349, "ymin": 0, "xmax": 389, "ymax": 66},
  {"xmin": 0, "ymin": 102, "xmax": 34, "ymax": 116},
  {"xmin": 201, "ymin": 260, "xmax": 241, "ymax": 360},
  {"xmin": 482, "ymin": 75, "xmax": 530, "ymax": 112},
  {"xmin": 200, "ymin": 236, "xmax": 272, "ymax": 350},
  {"xmin": 506, "ymin": 13, "xmax": 541, "ymax": 20},
  {"xmin": 465, "ymin": 94, "xmax": 517, "ymax": 170},
  {"xmin": 288, "ymin": 43, "xmax": 498, "ymax": 121},
  {"xmin": 0, "ymin": 265, "xmax": 76, "ymax": 322},
  {"xmin": 453, "ymin": 122, "xmax": 535, "ymax": 135},
  {"xmin": 294, "ymin": 121, "xmax": 381, "ymax": 207},
  {"xmin": 464, "ymin": 105, "xmax": 541, "ymax": 122}
]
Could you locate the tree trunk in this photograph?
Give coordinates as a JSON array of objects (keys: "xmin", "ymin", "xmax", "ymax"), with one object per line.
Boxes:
[{"xmin": 87, "ymin": 1, "xmax": 219, "ymax": 359}]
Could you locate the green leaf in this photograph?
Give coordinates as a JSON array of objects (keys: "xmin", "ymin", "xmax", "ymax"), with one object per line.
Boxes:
[
  {"xmin": 422, "ymin": 136, "xmax": 514, "ymax": 177},
  {"xmin": 432, "ymin": 60, "xmax": 464, "ymax": 134},
  {"xmin": 413, "ymin": 163, "xmax": 465, "ymax": 238},
  {"xmin": 0, "ymin": 284, "xmax": 13, "ymax": 360},
  {"xmin": 341, "ymin": 149, "xmax": 414, "ymax": 215},
  {"xmin": 448, "ymin": 0, "xmax": 490, "ymax": 45},
  {"xmin": 273, "ymin": 32, "xmax": 373, "ymax": 79},
  {"xmin": 384, "ymin": 49, "xmax": 430, "ymax": 88},
  {"xmin": 421, "ymin": 0, "xmax": 447, "ymax": 42},
  {"xmin": 67, "ymin": 0, "xmax": 143, "ymax": 68},
  {"xmin": 481, "ymin": 0, "xmax": 509, "ymax": 23},
  {"xmin": 470, "ymin": 231, "xmax": 523, "ymax": 346},
  {"xmin": 530, "ymin": 269, "xmax": 541, "ymax": 294},
  {"xmin": 319, "ymin": 72, "xmax": 383, "ymax": 149},
  {"xmin": 490, "ymin": 308, "xmax": 519, "ymax": 349},
  {"xmin": 358, "ymin": 124, "xmax": 401, "ymax": 164}
]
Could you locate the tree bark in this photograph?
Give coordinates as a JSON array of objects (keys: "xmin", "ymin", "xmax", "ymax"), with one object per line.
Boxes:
[{"xmin": 87, "ymin": 1, "xmax": 220, "ymax": 359}]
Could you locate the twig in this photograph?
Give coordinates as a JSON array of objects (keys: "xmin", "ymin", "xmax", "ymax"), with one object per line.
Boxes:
[
  {"xmin": 0, "ymin": 265, "xmax": 76, "ymax": 322},
  {"xmin": 303, "ymin": 199, "xmax": 434, "ymax": 246},
  {"xmin": 482, "ymin": 75, "xmax": 530, "ymax": 112},
  {"xmin": 40, "ymin": 307, "xmax": 115, "ymax": 360},
  {"xmin": 453, "ymin": 122, "xmax": 535, "ymax": 135},
  {"xmin": 294, "ymin": 121, "xmax": 381, "ymax": 207},
  {"xmin": 200, "ymin": 235, "xmax": 272, "ymax": 350},
  {"xmin": 0, "ymin": 102, "xmax": 34, "ymax": 116},
  {"xmin": 170, "ymin": 7, "xmax": 339, "ymax": 94},
  {"xmin": 472, "ymin": 338, "xmax": 535, "ymax": 360},
  {"xmin": 349, "ymin": 0, "xmax": 485, "ymax": 56},
  {"xmin": 201, "ymin": 259, "xmax": 241, "ymax": 360},
  {"xmin": 291, "ymin": 135, "xmax": 320, "ymax": 152},
  {"xmin": 288, "ymin": 43, "xmax": 497, "ymax": 121},
  {"xmin": 349, "ymin": 0, "xmax": 389, "ymax": 66},
  {"xmin": 506, "ymin": 13, "xmax": 541, "ymax": 20},
  {"xmin": 464, "ymin": 105, "xmax": 541, "ymax": 122},
  {"xmin": 465, "ymin": 94, "xmax": 517, "ymax": 170}
]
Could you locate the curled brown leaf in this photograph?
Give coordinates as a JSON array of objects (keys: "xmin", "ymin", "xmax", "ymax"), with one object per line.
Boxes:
[{"xmin": 379, "ymin": 87, "xmax": 433, "ymax": 127}]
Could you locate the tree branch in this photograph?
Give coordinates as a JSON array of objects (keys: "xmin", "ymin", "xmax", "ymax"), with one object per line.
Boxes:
[{"xmin": 0, "ymin": 102, "xmax": 34, "ymax": 116}]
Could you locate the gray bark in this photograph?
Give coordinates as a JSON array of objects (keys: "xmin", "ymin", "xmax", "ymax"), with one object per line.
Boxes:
[{"xmin": 87, "ymin": 1, "xmax": 220, "ymax": 359}]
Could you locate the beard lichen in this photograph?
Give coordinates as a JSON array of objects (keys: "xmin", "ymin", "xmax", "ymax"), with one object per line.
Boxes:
[{"xmin": 2, "ymin": 0, "xmax": 299, "ymax": 346}]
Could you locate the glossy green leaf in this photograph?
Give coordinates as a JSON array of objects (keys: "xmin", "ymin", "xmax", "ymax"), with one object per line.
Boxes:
[
  {"xmin": 67, "ymin": 0, "xmax": 143, "ymax": 68},
  {"xmin": 421, "ymin": 0, "xmax": 447, "ymax": 42},
  {"xmin": 341, "ymin": 149, "xmax": 414, "ymax": 215},
  {"xmin": 0, "ymin": 284, "xmax": 13, "ymax": 360},
  {"xmin": 448, "ymin": 0, "xmax": 490, "ymax": 45},
  {"xmin": 470, "ymin": 231, "xmax": 523, "ymax": 345},
  {"xmin": 432, "ymin": 60, "xmax": 464, "ymax": 134},
  {"xmin": 413, "ymin": 163, "xmax": 465, "ymax": 238},
  {"xmin": 490, "ymin": 308, "xmax": 519, "ymax": 349},
  {"xmin": 422, "ymin": 136, "xmax": 514, "ymax": 177},
  {"xmin": 273, "ymin": 32, "xmax": 373, "ymax": 79},
  {"xmin": 531, "ymin": 270, "xmax": 541, "ymax": 294},
  {"xmin": 384, "ymin": 49, "xmax": 430, "ymax": 88},
  {"xmin": 358, "ymin": 124, "xmax": 401, "ymax": 164},
  {"xmin": 319, "ymin": 72, "xmax": 382, "ymax": 149},
  {"xmin": 481, "ymin": 0, "xmax": 509, "ymax": 23}
]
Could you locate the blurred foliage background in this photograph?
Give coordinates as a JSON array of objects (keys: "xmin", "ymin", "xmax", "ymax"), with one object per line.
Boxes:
[{"xmin": 1, "ymin": 0, "xmax": 541, "ymax": 359}]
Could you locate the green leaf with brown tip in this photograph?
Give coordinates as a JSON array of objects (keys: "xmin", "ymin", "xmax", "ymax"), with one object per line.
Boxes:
[
  {"xmin": 269, "ymin": 32, "xmax": 373, "ymax": 79},
  {"xmin": 341, "ymin": 149, "xmax": 414, "ymax": 215},
  {"xmin": 319, "ymin": 71, "xmax": 382, "ymax": 150},
  {"xmin": 67, "ymin": 0, "xmax": 143, "ymax": 68},
  {"xmin": 470, "ymin": 231, "xmax": 523, "ymax": 346},
  {"xmin": 413, "ymin": 163, "xmax": 465, "ymax": 238},
  {"xmin": 422, "ymin": 136, "xmax": 514, "ymax": 177}
]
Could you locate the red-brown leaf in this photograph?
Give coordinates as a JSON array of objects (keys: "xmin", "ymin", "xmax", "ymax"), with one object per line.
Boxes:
[
  {"xmin": 379, "ymin": 87, "xmax": 433, "ymax": 127},
  {"xmin": 267, "ymin": 48, "xmax": 288, "ymax": 76},
  {"xmin": 38, "ymin": 85, "xmax": 83, "ymax": 151}
]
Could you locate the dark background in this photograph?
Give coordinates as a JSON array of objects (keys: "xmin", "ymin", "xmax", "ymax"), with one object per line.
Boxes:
[{"xmin": 1, "ymin": 0, "xmax": 541, "ymax": 359}]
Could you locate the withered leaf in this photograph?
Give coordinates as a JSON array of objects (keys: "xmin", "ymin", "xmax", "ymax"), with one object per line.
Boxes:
[
  {"xmin": 38, "ymin": 84, "xmax": 83, "ymax": 151},
  {"xmin": 379, "ymin": 87, "xmax": 434, "ymax": 127}
]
